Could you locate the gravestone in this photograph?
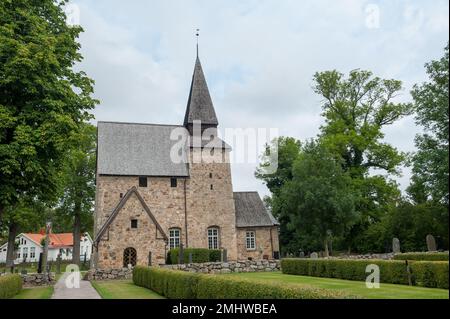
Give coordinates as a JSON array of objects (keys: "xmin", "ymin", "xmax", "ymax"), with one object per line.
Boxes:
[
  {"xmin": 299, "ymin": 251, "xmax": 305, "ymax": 258},
  {"xmin": 310, "ymin": 252, "xmax": 319, "ymax": 259},
  {"xmin": 222, "ymin": 249, "xmax": 228, "ymax": 263},
  {"xmin": 392, "ymin": 238, "xmax": 401, "ymax": 253},
  {"xmin": 426, "ymin": 234, "xmax": 437, "ymax": 252},
  {"xmin": 188, "ymin": 253, "xmax": 193, "ymax": 264}
]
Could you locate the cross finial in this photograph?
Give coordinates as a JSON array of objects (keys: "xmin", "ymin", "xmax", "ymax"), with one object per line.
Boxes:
[{"xmin": 196, "ymin": 28, "xmax": 200, "ymax": 57}]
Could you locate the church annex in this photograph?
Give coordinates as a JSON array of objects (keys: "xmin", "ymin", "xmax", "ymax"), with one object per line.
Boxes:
[{"xmin": 92, "ymin": 54, "xmax": 279, "ymax": 269}]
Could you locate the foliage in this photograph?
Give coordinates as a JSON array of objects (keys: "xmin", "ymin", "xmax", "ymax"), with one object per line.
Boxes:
[
  {"xmin": 167, "ymin": 248, "xmax": 221, "ymax": 264},
  {"xmin": 0, "ymin": 274, "xmax": 22, "ymax": 299},
  {"xmin": 393, "ymin": 252, "xmax": 449, "ymax": 261},
  {"xmin": 281, "ymin": 258, "xmax": 449, "ymax": 289},
  {"xmin": 132, "ymin": 266, "xmax": 358, "ymax": 299},
  {"xmin": 272, "ymin": 140, "xmax": 356, "ymax": 256},
  {"xmin": 408, "ymin": 44, "xmax": 449, "ymax": 206}
]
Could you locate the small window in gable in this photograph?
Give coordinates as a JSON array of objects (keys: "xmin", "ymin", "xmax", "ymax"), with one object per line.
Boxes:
[
  {"xmin": 131, "ymin": 219, "xmax": 138, "ymax": 229},
  {"xmin": 210, "ymin": 184, "xmax": 214, "ymax": 190},
  {"xmin": 139, "ymin": 176, "xmax": 148, "ymax": 187},
  {"xmin": 170, "ymin": 178, "xmax": 177, "ymax": 188},
  {"xmin": 209, "ymin": 173, "xmax": 213, "ymax": 178}
]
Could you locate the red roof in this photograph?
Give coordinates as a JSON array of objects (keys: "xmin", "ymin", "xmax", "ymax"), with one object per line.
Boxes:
[{"xmin": 24, "ymin": 233, "xmax": 81, "ymax": 248}]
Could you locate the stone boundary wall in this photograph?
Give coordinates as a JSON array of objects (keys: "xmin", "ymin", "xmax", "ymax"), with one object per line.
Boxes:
[
  {"xmin": 328, "ymin": 253, "xmax": 395, "ymax": 260},
  {"xmin": 21, "ymin": 273, "xmax": 55, "ymax": 286},
  {"xmin": 85, "ymin": 268, "xmax": 133, "ymax": 281},
  {"xmin": 162, "ymin": 260, "xmax": 281, "ymax": 274}
]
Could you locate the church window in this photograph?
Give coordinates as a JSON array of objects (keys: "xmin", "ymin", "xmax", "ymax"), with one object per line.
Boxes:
[
  {"xmin": 207, "ymin": 227, "xmax": 219, "ymax": 250},
  {"xmin": 246, "ymin": 231, "xmax": 256, "ymax": 250},
  {"xmin": 171, "ymin": 178, "xmax": 177, "ymax": 188},
  {"xmin": 123, "ymin": 247, "xmax": 137, "ymax": 267},
  {"xmin": 131, "ymin": 219, "xmax": 138, "ymax": 229},
  {"xmin": 169, "ymin": 228, "xmax": 181, "ymax": 249},
  {"xmin": 210, "ymin": 184, "xmax": 214, "ymax": 190},
  {"xmin": 139, "ymin": 176, "xmax": 147, "ymax": 187},
  {"xmin": 209, "ymin": 173, "xmax": 213, "ymax": 178}
]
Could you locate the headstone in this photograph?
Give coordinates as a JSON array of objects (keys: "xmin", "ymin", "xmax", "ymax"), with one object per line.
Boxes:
[
  {"xmin": 392, "ymin": 238, "xmax": 401, "ymax": 253},
  {"xmin": 426, "ymin": 234, "xmax": 437, "ymax": 252},
  {"xmin": 188, "ymin": 253, "xmax": 193, "ymax": 264},
  {"xmin": 222, "ymin": 249, "xmax": 228, "ymax": 263},
  {"xmin": 310, "ymin": 252, "xmax": 319, "ymax": 259},
  {"xmin": 299, "ymin": 251, "xmax": 305, "ymax": 258},
  {"xmin": 178, "ymin": 244, "xmax": 184, "ymax": 264}
]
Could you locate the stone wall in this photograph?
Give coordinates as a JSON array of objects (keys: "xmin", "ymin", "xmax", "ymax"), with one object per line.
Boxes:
[
  {"xmin": 85, "ymin": 268, "xmax": 133, "ymax": 281},
  {"xmin": 236, "ymin": 227, "xmax": 279, "ymax": 260},
  {"xmin": 162, "ymin": 260, "xmax": 281, "ymax": 274},
  {"xmin": 21, "ymin": 273, "xmax": 55, "ymax": 286}
]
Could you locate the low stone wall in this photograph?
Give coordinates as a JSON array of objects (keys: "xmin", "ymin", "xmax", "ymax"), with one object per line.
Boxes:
[
  {"xmin": 329, "ymin": 253, "xmax": 395, "ymax": 260},
  {"xmin": 85, "ymin": 268, "xmax": 133, "ymax": 281},
  {"xmin": 162, "ymin": 260, "xmax": 281, "ymax": 274},
  {"xmin": 21, "ymin": 273, "xmax": 55, "ymax": 286}
]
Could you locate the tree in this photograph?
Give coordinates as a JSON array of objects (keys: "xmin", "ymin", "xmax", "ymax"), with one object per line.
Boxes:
[
  {"xmin": 0, "ymin": 0, "xmax": 98, "ymax": 228},
  {"xmin": 313, "ymin": 69, "xmax": 409, "ymax": 251},
  {"xmin": 55, "ymin": 123, "xmax": 96, "ymax": 265},
  {"xmin": 273, "ymin": 141, "xmax": 356, "ymax": 257},
  {"xmin": 408, "ymin": 43, "xmax": 449, "ymax": 206}
]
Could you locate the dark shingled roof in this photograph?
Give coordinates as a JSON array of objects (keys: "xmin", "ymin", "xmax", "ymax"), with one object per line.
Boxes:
[
  {"xmin": 234, "ymin": 192, "xmax": 279, "ymax": 227},
  {"xmin": 183, "ymin": 57, "xmax": 218, "ymax": 126}
]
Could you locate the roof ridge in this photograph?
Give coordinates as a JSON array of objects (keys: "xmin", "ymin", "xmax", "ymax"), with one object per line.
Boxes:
[{"xmin": 98, "ymin": 121, "xmax": 184, "ymax": 128}]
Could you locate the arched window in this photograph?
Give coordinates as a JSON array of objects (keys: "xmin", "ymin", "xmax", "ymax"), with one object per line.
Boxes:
[
  {"xmin": 207, "ymin": 227, "xmax": 220, "ymax": 250},
  {"xmin": 169, "ymin": 228, "xmax": 181, "ymax": 249},
  {"xmin": 123, "ymin": 247, "xmax": 137, "ymax": 267}
]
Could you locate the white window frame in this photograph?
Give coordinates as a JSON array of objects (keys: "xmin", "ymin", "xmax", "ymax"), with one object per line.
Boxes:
[
  {"xmin": 245, "ymin": 231, "xmax": 256, "ymax": 250},
  {"xmin": 30, "ymin": 247, "xmax": 36, "ymax": 259},
  {"xmin": 23, "ymin": 247, "xmax": 28, "ymax": 260},
  {"xmin": 169, "ymin": 228, "xmax": 181, "ymax": 249},
  {"xmin": 207, "ymin": 227, "xmax": 219, "ymax": 250}
]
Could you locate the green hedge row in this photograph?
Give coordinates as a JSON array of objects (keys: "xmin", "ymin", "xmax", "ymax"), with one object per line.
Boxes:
[
  {"xmin": 281, "ymin": 259, "xmax": 449, "ymax": 289},
  {"xmin": 393, "ymin": 252, "xmax": 449, "ymax": 261},
  {"xmin": 0, "ymin": 274, "xmax": 23, "ymax": 299},
  {"xmin": 132, "ymin": 266, "xmax": 358, "ymax": 299},
  {"xmin": 167, "ymin": 248, "xmax": 221, "ymax": 264}
]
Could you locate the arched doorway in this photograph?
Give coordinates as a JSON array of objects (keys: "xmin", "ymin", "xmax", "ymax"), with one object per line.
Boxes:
[{"xmin": 123, "ymin": 247, "xmax": 137, "ymax": 267}]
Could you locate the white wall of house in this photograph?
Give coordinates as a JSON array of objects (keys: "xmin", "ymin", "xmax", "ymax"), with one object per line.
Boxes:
[{"xmin": 0, "ymin": 233, "xmax": 93, "ymax": 264}]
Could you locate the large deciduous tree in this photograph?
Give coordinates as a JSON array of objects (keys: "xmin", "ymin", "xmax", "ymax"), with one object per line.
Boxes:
[
  {"xmin": 408, "ymin": 44, "xmax": 449, "ymax": 206},
  {"xmin": 312, "ymin": 69, "xmax": 409, "ymax": 252},
  {"xmin": 0, "ymin": 0, "xmax": 98, "ymax": 230},
  {"xmin": 273, "ymin": 141, "xmax": 356, "ymax": 257},
  {"xmin": 56, "ymin": 123, "xmax": 96, "ymax": 265}
]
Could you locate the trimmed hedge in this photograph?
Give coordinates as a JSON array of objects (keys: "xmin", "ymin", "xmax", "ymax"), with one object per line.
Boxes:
[
  {"xmin": 393, "ymin": 252, "xmax": 449, "ymax": 261},
  {"xmin": 167, "ymin": 248, "xmax": 221, "ymax": 264},
  {"xmin": 281, "ymin": 258, "xmax": 449, "ymax": 289},
  {"xmin": 0, "ymin": 274, "xmax": 23, "ymax": 299},
  {"xmin": 133, "ymin": 266, "xmax": 359, "ymax": 299}
]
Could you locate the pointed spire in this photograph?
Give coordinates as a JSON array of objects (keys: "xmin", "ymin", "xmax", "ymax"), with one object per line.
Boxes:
[{"xmin": 183, "ymin": 54, "xmax": 218, "ymax": 129}]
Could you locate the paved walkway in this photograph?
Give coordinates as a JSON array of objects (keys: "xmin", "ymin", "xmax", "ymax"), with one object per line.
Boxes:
[{"xmin": 52, "ymin": 272, "xmax": 101, "ymax": 299}]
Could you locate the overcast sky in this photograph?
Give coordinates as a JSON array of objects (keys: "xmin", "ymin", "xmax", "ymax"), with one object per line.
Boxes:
[{"xmin": 71, "ymin": 0, "xmax": 449, "ymax": 197}]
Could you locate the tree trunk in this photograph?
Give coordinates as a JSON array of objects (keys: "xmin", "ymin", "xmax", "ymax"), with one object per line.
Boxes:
[
  {"xmin": 72, "ymin": 203, "xmax": 81, "ymax": 266},
  {"xmin": 6, "ymin": 222, "xmax": 18, "ymax": 270},
  {"xmin": 323, "ymin": 238, "xmax": 329, "ymax": 258}
]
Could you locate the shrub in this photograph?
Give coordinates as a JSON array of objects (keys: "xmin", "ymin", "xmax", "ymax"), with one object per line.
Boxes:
[
  {"xmin": 393, "ymin": 252, "xmax": 449, "ymax": 261},
  {"xmin": 167, "ymin": 248, "xmax": 221, "ymax": 264},
  {"xmin": 0, "ymin": 274, "xmax": 23, "ymax": 299},
  {"xmin": 132, "ymin": 266, "xmax": 359, "ymax": 299},
  {"xmin": 281, "ymin": 258, "xmax": 449, "ymax": 289}
]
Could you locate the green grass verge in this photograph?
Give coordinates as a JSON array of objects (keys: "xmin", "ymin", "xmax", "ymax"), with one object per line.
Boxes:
[
  {"xmin": 228, "ymin": 272, "xmax": 449, "ymax": 299},
  {"xmin": 91, "ymin": 280, "xmax": 165, "ymax": 299},
  {"xmin": 12, "ymin": 286, "xmax": 53, "ymax": 299}
]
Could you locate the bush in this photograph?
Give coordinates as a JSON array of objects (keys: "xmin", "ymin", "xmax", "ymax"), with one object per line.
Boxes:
[
  {"xmin": 393, "ymin": 252, "xmax": 449, "ymax": 261},
  {"xmin": 133, "ymin": 266, "xmax": 359, "ymax": 299},
  {"xmin": 0, "ymin": 274, "xmax": 23, "ymax": 299},
  {"xmin": 167, "ymin": 248, "xmax": 221, "ymax": 264},
  {"xmin": 281, "ymin": 258, "xmax": 449, "ymax": 289}
]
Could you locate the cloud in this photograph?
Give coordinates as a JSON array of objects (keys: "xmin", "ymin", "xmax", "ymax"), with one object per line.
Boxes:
[{"xmin": 73, "ymin": 0, "xmax": 449, "ymax": 197}]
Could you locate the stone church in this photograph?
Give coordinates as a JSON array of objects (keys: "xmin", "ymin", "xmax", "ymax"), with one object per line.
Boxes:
[{"xmin": 92, "ymin": 53, "xmax": 280, "ymax": 269}]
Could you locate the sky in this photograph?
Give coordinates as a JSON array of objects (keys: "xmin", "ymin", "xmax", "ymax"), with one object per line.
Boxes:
[{"xmin": 70, "ymin": 0, "xmax": 449, "ymax": 197}]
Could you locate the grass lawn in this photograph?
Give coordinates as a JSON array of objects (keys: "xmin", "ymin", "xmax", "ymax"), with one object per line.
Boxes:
[
  {"xmin": 91, "ymin": 280, "xmax": 165, "ymax": 299},
  {"xmin": 228, "ymin": 272, "xmax": 449, "ymax": 299},
  {"xmin": 12, "ymin": 286, "xmax": 54, "ymax": 299}
]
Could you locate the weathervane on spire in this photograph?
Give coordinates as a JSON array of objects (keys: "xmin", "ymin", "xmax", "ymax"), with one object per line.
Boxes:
[{"xmin": 196, "ymin": 28, "xmax": 200, "ymax": 57}]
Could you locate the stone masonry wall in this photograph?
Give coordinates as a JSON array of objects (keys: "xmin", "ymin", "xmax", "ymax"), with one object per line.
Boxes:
[
  {"xmin": 85, "ymin": 268, "xmax": 133, "ymax": 281},
  {"xmin": 96, "ymin": 192, "xmax": 167, "ymax": 268},
  {"xmin": 20, "ymin": 273, "xmax": 55, "ymax": 286},
  {"xmin": 162, "ymin": 260, "xmax": 281, "ymax": 274},
  {"xmin": 236, "ymin": 227, "xmax": 280, "ymax": 260}
]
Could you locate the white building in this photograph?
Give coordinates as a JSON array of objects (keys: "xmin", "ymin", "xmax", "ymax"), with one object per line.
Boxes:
[{"xmin": 0, "ymin": 232, "xmax": 93, "ymax": 264}]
